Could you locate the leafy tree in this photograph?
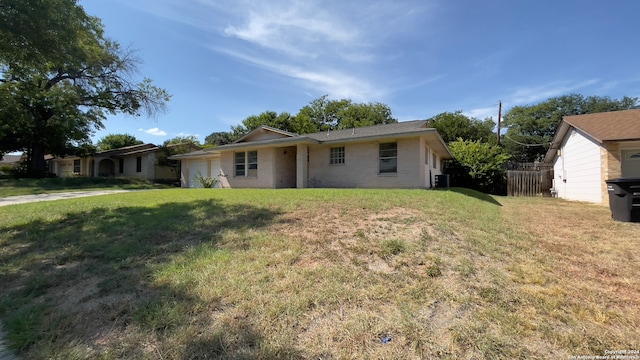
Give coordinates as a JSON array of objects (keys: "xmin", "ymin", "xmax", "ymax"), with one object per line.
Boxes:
[
  {"xmin": 428, "ymin": 111, "xmax": 496, "ymax": 144},
  {"xmin": 204, "ymin": 131, "xmax": 235, "ymax": 146},
  {"xmin": 446, "ymin": 139, "xmax": 510, "ymax": 194},
  {"xmin": 503, "ymin": 94, "xmax": 638, "ymax": 162},
  {"xmin": 162, "ymin": 135, "xmax": 201, "ymax": 147},
  {"xmin": 230, "ymin": 111, "xmax": 296, "ymax": 137},
  {"xmin": 0, "ymin": 0, "xmax": 170, "ymax": 177},
  {"xmin": 296, "ymin": 95, "xmax": 397, "ymax": 131},
  {"xmin": 157, "ymin": 136, "xmax": 202, "ymax": 181},
  {"xmin": 96, "ymin": 133, "xmax": 143, "ymax": 151},
  {"xmin": 226, "ymin": 96, "xmax": 397, "ymax": 139},
  {"xmin": 336, "ymin": 102, "xmax": 397, "ymax": 129}
]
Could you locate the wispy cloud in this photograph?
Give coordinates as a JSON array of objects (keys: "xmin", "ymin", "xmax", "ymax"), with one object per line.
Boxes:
[
  {"xmin": 129, "ymin": 0, "xmax": 430, "ymax": 101},
  {"xmin": 223, "ymin": 1, "xmax": 362, "ymax": 60},
  {"xmin": 212, "ymin": 46, "xmax": 383, "ymax": 101},
  {"xmin": 139, "ymin": 127, "xmax": 167, "ymax": 136},
  {"xmin": 464, "ymin": 79, "xmax": 602, "ymax": 120},
  {"xmin": 508, "ymin": 79, "xmax": 600, "ymax": 105},
  {"xmin": 464, "ymin": 106, "xmax": 499, "ymax": 120}
]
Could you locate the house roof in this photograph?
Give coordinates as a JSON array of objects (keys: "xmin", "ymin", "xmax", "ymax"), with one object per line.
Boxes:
[
  {"xmin": 544, "ymin": 109, "xmax": 640, "ymax": 163},
  {"xmin": 305, "ymin": 120, "xmax": 429, "ymax": 142},
  {"xmin": 0, "ymin": 154, "xmax": 22, "ymax": 164},
  {"xmin": 232, "ymin": 125, "xmax": 299, "ymax": 143},
  {"xmin": 96, "ymin": 143, "xmax": 158, "ymax": 157},
  {"xmin": 169, "ymin": 149, "xmax": 217, "ymax": 160},
  {"xmin": 173, "ymin": 120, "xmax": 452, "ymax": 160}
]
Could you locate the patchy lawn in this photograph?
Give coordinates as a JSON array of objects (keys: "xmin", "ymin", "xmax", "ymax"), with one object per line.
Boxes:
[{"xmin": 0, "ymin": 188, "xmax": 637, "ymax": 359}]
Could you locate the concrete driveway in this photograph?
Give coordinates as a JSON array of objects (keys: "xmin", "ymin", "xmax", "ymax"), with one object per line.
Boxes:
[{"xmin": 0, "ymin": 190, "xmax": 138, "ymax": 207}]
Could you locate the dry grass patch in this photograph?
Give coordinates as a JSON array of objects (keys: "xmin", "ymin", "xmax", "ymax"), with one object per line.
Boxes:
[{"xmin": 0, "ymin": 189, "xmax": 638, "ymax": 359}]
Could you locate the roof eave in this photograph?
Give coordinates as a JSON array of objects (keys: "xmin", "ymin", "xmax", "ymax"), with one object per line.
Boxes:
[{"xmin": 210, "ymin": 137, "xmax": 319, "ymax": 151}]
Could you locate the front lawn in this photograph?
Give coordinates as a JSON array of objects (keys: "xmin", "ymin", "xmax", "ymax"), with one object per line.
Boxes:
[
  {"xmin": 0, "ymin": 188, "xmax": 637, "ymax": 359},
  {"xmin": 0, "ymin": 177, "xmax": 175, "ymax": 197}
]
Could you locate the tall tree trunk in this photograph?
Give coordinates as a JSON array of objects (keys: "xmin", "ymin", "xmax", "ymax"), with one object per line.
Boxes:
[{"xmin": 28, "ymin": 141, "xmax": 47, "ymax": 178}]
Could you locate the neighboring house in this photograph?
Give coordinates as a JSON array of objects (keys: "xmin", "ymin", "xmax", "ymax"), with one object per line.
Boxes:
[
  {"xmin": 48, "ymin": 143, "xmax": 199, "ymax": 181},
  {"xmin": 171, "ymin": 120, "xmax": 452, "ymax": 189},
  {"xmin": 544, "ymin": 109, "xmax": 640, "ymax": 204},
  {"xmin": 0, "ymin": 154, "xmax": 23, "ymax": 175}
]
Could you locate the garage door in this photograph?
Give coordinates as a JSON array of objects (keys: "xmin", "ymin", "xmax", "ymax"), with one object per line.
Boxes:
[{"xmin": 188, "ymin": 160, "xmax": 208, "ymax": 188}]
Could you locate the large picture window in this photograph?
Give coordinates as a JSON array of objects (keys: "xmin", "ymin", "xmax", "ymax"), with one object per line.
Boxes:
[
  {"xmin": 235, "ymin": 151, "xmax": 258, "ymax": 177},
  {"xmin": 330, "ymin": 146, "xmax": 345, "ymax": 165},
  {"xmin": 379, "ymin": 142, "xmax": 397, "ymax": 174}
]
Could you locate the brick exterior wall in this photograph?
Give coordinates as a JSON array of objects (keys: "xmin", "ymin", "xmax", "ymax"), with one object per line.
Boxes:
[{"xmin": 600, "ymin": 142, "xmax": 622, "ymax": 204}]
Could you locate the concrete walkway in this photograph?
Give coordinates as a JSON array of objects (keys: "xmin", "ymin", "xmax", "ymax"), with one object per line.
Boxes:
[{"xmin": 0, "ymin": 190, "xmax": 137, "ymax": 207}]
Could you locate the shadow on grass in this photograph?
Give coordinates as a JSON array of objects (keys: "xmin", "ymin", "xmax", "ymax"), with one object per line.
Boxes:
[
  {"xmin": 447, "ymin": 187, "xmax": 503, "ymax": 206},
  {"xmin": 0, "ymin": 198, "xmax": 304, "ymax": 358}
]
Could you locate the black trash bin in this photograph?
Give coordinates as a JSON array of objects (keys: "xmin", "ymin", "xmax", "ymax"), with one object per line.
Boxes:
[{"xmin": 605, "ymin": 177, "xmax": 640, "ymax": 222}]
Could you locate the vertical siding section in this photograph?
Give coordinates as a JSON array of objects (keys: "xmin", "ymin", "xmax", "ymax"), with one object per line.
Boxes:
[
  {"xmin": 557, "ymin": 129, "xmax": 602, "ymax": 203},
  {"xmin": 552, "ymin": 153, "xmax": 566, "ymax": 199}
]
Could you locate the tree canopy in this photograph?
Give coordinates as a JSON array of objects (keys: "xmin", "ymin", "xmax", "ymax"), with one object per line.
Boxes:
[
  {"xmin": 204, "ymin": 95, "xmax": 397, "ymax": 146},
  {"xmin": 502, "ymin": 94, "xmax": 639, "ymax": 162},
  {"xmin": 96, "ymin": 133, "xmax": 143, "ymax": 151},
  {"xmin": 162, "ymin": 135, "xmax": 201, "ymax": 147},
  {"xmin": 0, "ymin": 0, "xmax": 170, "ymax": 177},
  {"xmin": 447, "ymin": 139, "xmax": 510, "ymax": 194},
  {"xmin": 427, "ymin": 111, "xmax": 496, "ymax": 144}
]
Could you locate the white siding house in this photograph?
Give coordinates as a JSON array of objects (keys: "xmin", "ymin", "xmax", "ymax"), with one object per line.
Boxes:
[
  {"xmin": 545, "ymin": 109, "xmax": 640, "ymax": 204},
  {"xmin": 552, "ymin": 129, "xmax": 602, "ymax": 203}
]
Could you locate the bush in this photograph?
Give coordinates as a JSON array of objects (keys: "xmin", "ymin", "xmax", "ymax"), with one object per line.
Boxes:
[
  {"xmin": 193, "ymin": 172, "xmax": 220, "ymax": 188},
  {"xmin": 445, "ymin": 139, "xmax": 510, "ymax": 195}
]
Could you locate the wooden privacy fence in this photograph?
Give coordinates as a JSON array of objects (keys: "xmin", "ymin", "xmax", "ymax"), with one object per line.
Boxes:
[{"xmin": 507, "ymin": 169, "xmax": 554, "ymax": 197}]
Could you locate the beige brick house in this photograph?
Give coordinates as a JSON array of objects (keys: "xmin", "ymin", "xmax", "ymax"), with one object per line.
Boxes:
[
  {"xmin": 48, "ymin": 143, "xmax": 194, "ymax": 181},
  {"xmin": 544, "ymin": 109, "xmax": 640, "ymax": 204},
  {"xmin": 172, "ymin": 120, "xmax": 452, "ymax": 189}
]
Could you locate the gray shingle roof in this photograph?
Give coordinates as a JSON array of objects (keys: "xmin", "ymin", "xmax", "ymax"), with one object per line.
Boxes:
[
  {"xmin": 0, "ymin": 154, "xmax": 22, "ymax": 165},
  {"xmin": 564, "ymin": 109, "xmax": 640, "ymax": 142},
  {"xmin": 306, "ymin": 120, "xmax": 429, "ymax": 142},
  {"xmin": 174, "ymin": 120, "xmax": 451, "ymax": 159},
  {"xmin": 544, "ymin": 109, "xmax": 640, "ymax": 163}
]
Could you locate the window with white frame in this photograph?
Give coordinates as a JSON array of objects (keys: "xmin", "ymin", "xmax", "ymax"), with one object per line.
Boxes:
[
  {"xmin": 432, "ymin": 153, "xmax": 437, "ymax": 169},
  {"xmin": 73, "ymin": 159, "xmax": 80, "ymax": 173},
  {"xmin": 379, "ymin": 142, "xmax": 397, "ymax": 174},
  {"xmin": 330, "ymin": 146, "xmax": 345, "ymax": 165},
  {"xmin": 235, "ymin": 150, "xmax": 258, "ymax": 177}
]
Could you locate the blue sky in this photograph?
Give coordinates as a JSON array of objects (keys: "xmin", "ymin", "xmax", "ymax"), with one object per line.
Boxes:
[{"xmin": 80, "ymin": 0, "xmax": 640, "ymax": 145}]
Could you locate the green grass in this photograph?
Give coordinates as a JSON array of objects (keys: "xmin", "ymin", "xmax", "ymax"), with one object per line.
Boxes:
[
  {"xmin": 0, "ymin": 188, "xmax": 638, "ymax": 359},
  {"xmin": 0, "ymin": 176, "xmax": 174, "ymax": 196}
]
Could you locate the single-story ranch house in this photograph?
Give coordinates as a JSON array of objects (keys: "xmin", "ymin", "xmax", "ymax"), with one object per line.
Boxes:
[
  {"xmin": 544, "ymin": 109, "xmax": 640, "ymax": 204},
  {"xmin": 171, "ymin": 120, "xmax": 453, "ymax": 189},
  {"xmin": 48, "ymin": 143, "xmax": 196, "ymax": 181}
]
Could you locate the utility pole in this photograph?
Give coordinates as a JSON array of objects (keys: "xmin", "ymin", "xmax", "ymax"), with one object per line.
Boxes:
[{"xmin": 497, "ymin": 100, "xmax": 502, "ymax": 145}]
